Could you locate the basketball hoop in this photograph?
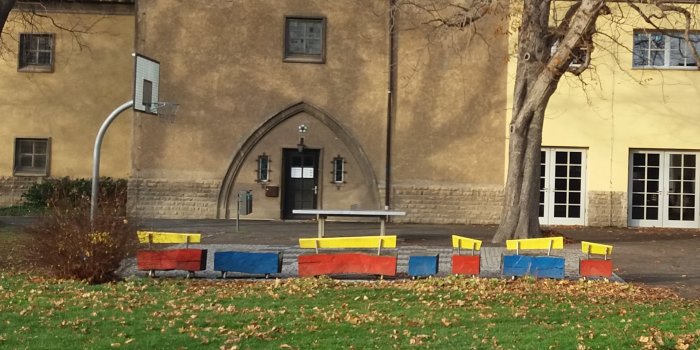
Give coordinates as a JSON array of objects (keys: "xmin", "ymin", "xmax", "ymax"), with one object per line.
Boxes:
[{"xmin": 151, "ymin": 102, "xmax": 179, "ymax": 123}]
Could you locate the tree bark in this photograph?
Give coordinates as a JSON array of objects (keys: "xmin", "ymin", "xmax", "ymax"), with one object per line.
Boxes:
[
  {"xmin": 493, "ymin": 0, "xmax": 551, "ymax": 243},
  {"xmin": 0, "ymin": 0, "xmax": 16, "ymax": 35},
  {"xmin": 493, "ymin": 0, "xmax": 606, "ymax": 242}
]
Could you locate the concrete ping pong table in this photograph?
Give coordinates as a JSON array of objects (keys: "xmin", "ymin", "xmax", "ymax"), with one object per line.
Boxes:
[{"xmin": 292, "ymin": 209, "xmax": 406, "ymax": 238}]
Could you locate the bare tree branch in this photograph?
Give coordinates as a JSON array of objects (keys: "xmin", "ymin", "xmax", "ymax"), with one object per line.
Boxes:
[{"xmin": 401, "ymin": 0, "xmax": 502, "ymax": 29}]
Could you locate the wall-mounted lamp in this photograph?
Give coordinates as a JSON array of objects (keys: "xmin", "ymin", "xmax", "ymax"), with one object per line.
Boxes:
[{"xmin": 297, "ymin": 124, "xmax": 308, "ymax": 152}]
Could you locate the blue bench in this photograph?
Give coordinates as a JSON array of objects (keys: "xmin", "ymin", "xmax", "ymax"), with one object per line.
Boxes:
[
  {"xmin": 502, "ymin": 237, "xmax": 565, "ymax": 279},
  {"xmin": 407, "ymin": 255, "xmax": 439, "ymax": 277},
  {"xmin": 214, "ymin": 251, "xmax": 282, "ymax": 278}
]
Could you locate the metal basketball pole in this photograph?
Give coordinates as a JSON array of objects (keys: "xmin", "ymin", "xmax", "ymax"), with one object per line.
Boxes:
[{"xmin": 91, "ymin": 100, "xmax": 134, "ymax": 223}]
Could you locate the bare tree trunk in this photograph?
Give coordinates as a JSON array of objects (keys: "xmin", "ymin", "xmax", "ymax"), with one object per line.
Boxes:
[
  {"xmin": 0, "ymin": 0, "xmax": 16, "ymax": 34},
  {"xmin": 493, "ymin": 0, "xmax": 606, "ymax": 242},
  {"xmin": 493, "ymin": 0, "xmax": 550, "ymax": 243}
]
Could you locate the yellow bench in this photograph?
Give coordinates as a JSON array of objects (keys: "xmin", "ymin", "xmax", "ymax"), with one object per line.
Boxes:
[{"xmin": 506, "ymin": 237, "xmax": 564, "ymax": 256}]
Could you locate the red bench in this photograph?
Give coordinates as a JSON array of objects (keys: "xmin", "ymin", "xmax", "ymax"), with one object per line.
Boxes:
[
  {"xmin": 136, "ymin": 231, "xmax": 207, "ymax": 278},
  {"xmin": 298, "ymin": 236, "xmax": 397, "ymax": 277}
]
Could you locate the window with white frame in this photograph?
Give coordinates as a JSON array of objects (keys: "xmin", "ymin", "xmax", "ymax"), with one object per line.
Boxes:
[
  {"xmin": 633, "ymin": 30, "xmax": 700, "ymax": 68},
  {"xmin": 629, "ymin": 150, "xmax": 700, "ymax": 228},
  {"xmin": 539, "ymin": 148, "xmax": 587, "ymax": 225},
  {"xmin": 14, "ymin": 138, "xmax": 50, "ymax": 176},
  {"xmin": 18, "ymin": 33, "xmax": 54, "ymax": 72},
  {"xmin": 284, "ymin": 17, "xmax": 325, "ymax": 63}
]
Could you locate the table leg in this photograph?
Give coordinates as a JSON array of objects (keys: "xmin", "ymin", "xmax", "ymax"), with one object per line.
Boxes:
[{"xmin": 317, "ymin": 214, "xmax": 325, "ymax": 238}]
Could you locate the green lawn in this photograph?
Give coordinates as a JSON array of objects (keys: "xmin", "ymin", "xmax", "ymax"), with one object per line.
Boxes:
[{"xmin": 0, "ymin": 275, "xmax": 697, "ymax": 349}]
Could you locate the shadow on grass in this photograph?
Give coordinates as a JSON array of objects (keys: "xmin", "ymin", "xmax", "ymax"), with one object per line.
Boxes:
[{"xmin": 0, "ymin": 224, "xmax": 33, "ymax": 272}]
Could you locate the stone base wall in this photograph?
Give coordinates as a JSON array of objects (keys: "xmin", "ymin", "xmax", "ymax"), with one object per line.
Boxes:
[
  {"xmin": 125, "ymin": 179, "xmax": 630, "ymax": 227},
  {"xmin": 391, "ymin": 184, "xmax": 503, "ymax": 224},
  {"xmin": 127, "ymin": 179, "xmax": 220, "ymax": 219},
  {"xmin": 0, "ymin": 177, "xmax": 44, "ymax": 207},
  {"xmin": 587, "ymin": 191, "xmax": 627, "ymax": 227}
]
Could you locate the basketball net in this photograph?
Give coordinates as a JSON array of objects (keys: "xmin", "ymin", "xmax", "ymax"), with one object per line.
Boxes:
[{"xmin": 151, "ymin": 102, "xmax": 179, "ymax": 123}]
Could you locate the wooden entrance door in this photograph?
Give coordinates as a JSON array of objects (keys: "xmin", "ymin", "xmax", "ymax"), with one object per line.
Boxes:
[{"xmin": 282, "ymin": 149, "xmax": 320, "ymax": 219}]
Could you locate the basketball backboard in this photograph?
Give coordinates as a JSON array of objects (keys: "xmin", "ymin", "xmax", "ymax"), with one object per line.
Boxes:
[{"xmin": 133, "ymin": 53, "xmax": 160, "ymax": 115}]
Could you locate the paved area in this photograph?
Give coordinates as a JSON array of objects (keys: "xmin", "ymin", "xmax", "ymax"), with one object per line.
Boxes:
[
  {"xmin": 2, "ymin": 217, "xmax": 698, "ymax": 298},
  {"xmin": 132, "ymin": 219, "xmax": 698, "ymax": 298}
]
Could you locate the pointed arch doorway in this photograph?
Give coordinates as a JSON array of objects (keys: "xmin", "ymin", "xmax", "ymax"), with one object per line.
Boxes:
[{"xmin": 217, "ymin": 101, "xmax": 381, "ymax": 219}]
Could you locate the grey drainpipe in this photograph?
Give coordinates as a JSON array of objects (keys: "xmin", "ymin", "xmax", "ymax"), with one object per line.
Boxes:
[{"xmin": 386, "ymin": 0, "xmax": 398, "ymax": 210}]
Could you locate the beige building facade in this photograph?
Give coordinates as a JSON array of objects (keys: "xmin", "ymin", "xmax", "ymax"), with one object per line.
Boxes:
[
  {"xmin": 519, "ymin": 4, "xmax": 700, "ymax": 228},
  {"xmin": 0, "ymin": 1, "xmax": 134, "ymax": 206},
  {"xmin": 128, "ymin": 0, "xmax": 508, "ymax": 223},
  {"xmin": 9, "ymin": 2, "xmax": 697, "ymax": 228}
]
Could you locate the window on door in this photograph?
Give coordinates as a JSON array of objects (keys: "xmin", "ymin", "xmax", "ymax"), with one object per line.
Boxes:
[
  {"xmin": 629, "ymin": 150, "xmax": 698, "ymax": 228},
  {"xmin": 539, "ymin": 148, "xmax": 587, "ymax": 225}
]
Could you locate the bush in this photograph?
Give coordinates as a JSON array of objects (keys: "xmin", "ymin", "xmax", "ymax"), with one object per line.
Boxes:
[
  {"xmin": 25, "ymin": 186, "xmax": 136, "ymax": 284},
  {"xmin": 22, "ymin": 177, "xmax": 128, "ymax": 215}
]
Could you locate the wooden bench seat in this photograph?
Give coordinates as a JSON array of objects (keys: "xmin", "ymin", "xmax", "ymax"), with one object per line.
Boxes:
[
  {"xmin": 136, "ymin": 231, "xmax": 206, "ymax": 278},
  {"xmin": 503, "ymin": 237, "xmax": 565, "ymax": 279},
  {"xmin": 298, "ymin": 235, "xmax": 397, "ymax": 277}
]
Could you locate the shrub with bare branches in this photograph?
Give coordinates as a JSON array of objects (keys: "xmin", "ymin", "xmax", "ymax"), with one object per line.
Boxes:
[{"xmin": 25, "ymin": 184, "xmax": 136, "ymax": 284}]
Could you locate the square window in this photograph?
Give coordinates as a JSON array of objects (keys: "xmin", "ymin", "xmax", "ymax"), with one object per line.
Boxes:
[
  {"xmin": 18, "ymin": 33, "xmax": 54, "ymax": 72},
  {"xmin": 632, "ymin": 206, "xmax": 644, "ymax": 220},
  {"xmin": 554, "ymin": 191, "xmax": 567, "ymax": 204},
  {"xmin": 568, "ymin": 205, "xmax": 581, "ymax": 218},
  {"xmin": 555, "ymin": 151, "xmax": 568, "ymax": 165},
  {"xmin": 14, "ymin": 138, "xmax": 50, "ymax": 176},
  {"xmin": 284, "ymin": 17, "xmax": 326, "ymax": 63},
  {"xmin": 632, "ymin": 194, "xmax": 644, "ymax": 206},
  {"xmin": 647, "ymin": 207, "xmax": 659, "ymax": 220}
]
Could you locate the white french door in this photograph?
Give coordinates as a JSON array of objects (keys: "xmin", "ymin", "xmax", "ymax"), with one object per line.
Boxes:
[
  {"xmin": 629, "ymin": 150, "xmax": 699, "ymax": 228},
  {"xmin": 539, "ymin": 148, "xmax": 587, "ymax": 225}
]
